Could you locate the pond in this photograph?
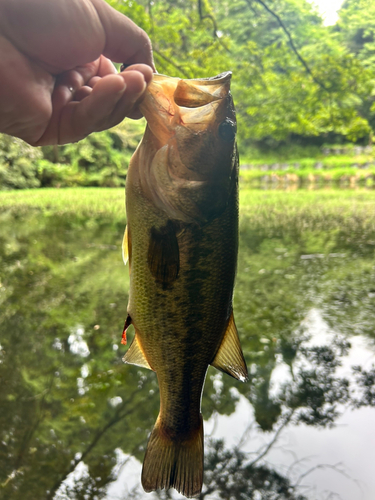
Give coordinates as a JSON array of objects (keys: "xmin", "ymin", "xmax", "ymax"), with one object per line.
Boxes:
[{"xmin": 0, "ymin": 188, "xmax": 375, "ymax": 500}]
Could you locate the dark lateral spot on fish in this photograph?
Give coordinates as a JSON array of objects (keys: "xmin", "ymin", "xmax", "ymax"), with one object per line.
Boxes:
[{"xmin": 148, "ymin": 220, "xmax": 180, "ymax": 288}]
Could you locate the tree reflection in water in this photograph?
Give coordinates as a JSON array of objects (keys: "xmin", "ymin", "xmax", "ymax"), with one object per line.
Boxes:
[{"xmin": 0, "ymin": 200, "xmax": 375, "ymax": 500}]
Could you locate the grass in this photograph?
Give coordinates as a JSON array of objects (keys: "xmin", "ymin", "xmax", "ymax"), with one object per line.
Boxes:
[
  {"xmin": 239, "ymin": 187, "xmax": 375, "ymax": 214},
  {"xmin": 237, "ymin": 188, "xmax": 375, "ymax": 241},
  {"xmin": 0, "ymin": 187, "xmax": 126, "ymax": 219},
  {"xmin": 1, "ymin": 187, "xmax": 375, "ymax": 233},
  {"xmin": 239, "ymin": 147, "xmax": 375, "ymax": 187},
  {"xmin": 241, "ymin": 154, "xmax": 374, "ymax": 168},
  {"xmin": 240, "ymin": 141, "xmax": 374, "ymax": 165},
  {"xmin": 240, "ymin": 166, "xmax": 375, "ymax": 187},
  {"xmin": 239, "ymin": 144, "xmax": 323, "ymax": 163}
]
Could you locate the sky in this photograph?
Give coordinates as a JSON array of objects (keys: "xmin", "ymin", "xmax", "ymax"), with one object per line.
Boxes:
[{"xmin": 307, "ymin": 0, "xmax": 345, "ymax": 25}]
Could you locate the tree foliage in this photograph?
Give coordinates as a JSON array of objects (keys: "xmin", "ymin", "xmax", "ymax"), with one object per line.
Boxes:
[
  {"xmin": 2, "ymin": 0, "xmax": 375, "ymax": 189},
  {"xmin": 108, "ymin": 0, "xmax": 375, "ymax": 146},
  {"xmin": 0, "ymin": 120, "xmax": 144, "ymax": 190}
]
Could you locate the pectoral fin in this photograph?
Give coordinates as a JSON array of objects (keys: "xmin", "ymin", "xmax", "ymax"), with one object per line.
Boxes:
[
  {"xmin": 122, "ymin": 225, "xmax": 130, "ymax": 267},
  {"xmin": 123, "ymin": 333, "xmax": 153, "ymax": 371},
  {"xmin": 211, "ymin": 312, "xmax": 248, "ymax": 382}
]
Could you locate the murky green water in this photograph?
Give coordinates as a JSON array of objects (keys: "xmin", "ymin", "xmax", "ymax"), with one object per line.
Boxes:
[{"xmin": 1, "ymin": 190, "xmax": 375, "ymax": 500}]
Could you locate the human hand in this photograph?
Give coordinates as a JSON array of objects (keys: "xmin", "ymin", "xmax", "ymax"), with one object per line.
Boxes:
[{"xmin": 0, "ymin": 0, "xmax": 154, "ymax": 145}]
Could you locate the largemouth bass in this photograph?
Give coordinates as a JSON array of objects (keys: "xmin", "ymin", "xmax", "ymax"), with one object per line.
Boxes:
[{"xmin": 122, "ymin": 72, "xmax": 247, "ymax": 497}]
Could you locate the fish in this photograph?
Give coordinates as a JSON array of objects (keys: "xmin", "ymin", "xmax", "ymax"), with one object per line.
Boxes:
[{"xmin": 122, "ymin": 71, "xmax": 247, "ymax": 498}]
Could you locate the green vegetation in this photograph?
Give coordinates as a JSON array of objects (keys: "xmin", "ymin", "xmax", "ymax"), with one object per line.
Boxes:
[
  {"xmin": 240, "ymin": 165, "xmax": 375, "ymax": 187},
  {"xmin": 0, "ymin": 187, "xmax": 126, "ymax": 218},
  {"xmin": 240, "ymin": 147, "xmax": 375, "ymax": 186},
  {"xmin": 0, "ymin": 120, "xmax": 145, "ymax": 190},
  {"xmin": 2, "ymin": 0, "xmax": 375, "ymax": 189},
  {"xmin": 2, "ymin": 186, "xmax": 375, "ymax": 220}
]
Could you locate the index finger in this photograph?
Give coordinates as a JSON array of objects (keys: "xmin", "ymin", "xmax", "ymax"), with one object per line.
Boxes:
[{"xmin": 90, "ymin": 0, "xmax": 155, "ymax": 70}]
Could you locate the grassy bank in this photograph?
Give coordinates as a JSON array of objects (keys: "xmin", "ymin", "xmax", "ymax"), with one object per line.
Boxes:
[
  {"xmin": 0, "ymin": 187, "xmax": 126, "ymax": 219},
  {"xmin": 240, "ymin": 145, "xmax": 375, "ymax": 188},
  {"xmin": 1, "ymin": 188, "xmax": 375, "ymax": 232},
  {"xmin": 240, "ymin": 167, "xmax": 375, "ymax": 188},
  {"xmin": 2, "ymin": 130, "xmax": 374, "ymax": 192}
]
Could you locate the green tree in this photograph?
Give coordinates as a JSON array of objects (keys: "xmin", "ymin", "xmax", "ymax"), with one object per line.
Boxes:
[
  {"xmin": 0, "ymin": 135, "xmax": 42, "ymax": 189},
  {"xmin": 337, "ymin": 0, "xmax": 375, "ymax": 66}
]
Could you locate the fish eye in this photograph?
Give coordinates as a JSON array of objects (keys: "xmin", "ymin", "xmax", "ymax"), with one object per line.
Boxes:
[{"xmin": 218, "ymin": 119, "xmax": 236, "ymax": 142}]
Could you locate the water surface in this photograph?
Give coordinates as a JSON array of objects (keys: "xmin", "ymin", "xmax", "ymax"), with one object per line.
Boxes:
[{"xmin": 0, "ymin": 189, "xmax": 374, "ymax": 500}]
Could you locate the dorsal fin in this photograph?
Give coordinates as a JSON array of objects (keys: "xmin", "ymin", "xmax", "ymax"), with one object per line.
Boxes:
[
  {"xmin": 211, "ymin": 312, "xmax": 248, "ymax": 382},
  {"xmin": 122, "ymin": 225, "xmax": 129, "ymax": 266},
  {"xmin": 123, "ymin": 334, "xmax": 153, "ymax": 371}
]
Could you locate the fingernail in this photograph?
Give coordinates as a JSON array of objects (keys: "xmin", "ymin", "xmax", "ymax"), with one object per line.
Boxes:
[{"xmin": 136, "ymin": 79, "xmax": 147, "ymax": 97}]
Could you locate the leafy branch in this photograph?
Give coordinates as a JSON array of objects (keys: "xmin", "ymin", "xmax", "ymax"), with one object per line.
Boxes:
[
  {"xmin": 153, "ymin": 47, "xmax": 191, "ymax": 78},
  {"xmin": 247, "ymin": 409, "xmax": 294, "ymax": 468},
  {"xmin": 295, "ymin": 461, "xmax": 364, "ymax": 497},
  {"xmin": 197, "ymin": 0, "xmax": 230, "ymax": 52},
  {"xmin": 248, "ymin": 0, "xmax": 330, "ymax": 92}
]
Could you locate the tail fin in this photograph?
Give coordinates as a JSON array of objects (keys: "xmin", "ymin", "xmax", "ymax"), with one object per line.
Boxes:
[{"xmin": 141, "ymin": 415, "xmax": 204, "ymax": 498}]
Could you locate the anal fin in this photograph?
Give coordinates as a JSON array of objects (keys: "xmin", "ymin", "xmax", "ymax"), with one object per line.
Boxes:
[
  {"xmin": 123, "ymin": 333, "xmax": 153, "ymax": 371},
  {"xmin": 211, "ymin": 312, "xmax": 248, "ymax": 382}
]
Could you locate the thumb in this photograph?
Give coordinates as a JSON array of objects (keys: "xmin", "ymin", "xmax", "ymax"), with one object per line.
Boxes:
[{"xmin": 90, "ymin": 0, "xmax": 155, "ymax": 70}]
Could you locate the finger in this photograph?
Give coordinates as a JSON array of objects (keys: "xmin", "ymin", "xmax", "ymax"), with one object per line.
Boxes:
[
  {"xmin": 34, "ymin": 60, "xmax": 103, "ymax": 145},
  {"xmin": 90, "ymin": 0, "xmax": 155, "ymax": 70},
  {"xmin": 121, "ymin": 64, "xmax": 153, "ymax": 85},
  {"xmin": 87, "ymin": 62, "xmax": 153, "ymax": 89},
  {"xmin": 118, "ymin": 65, "xmax": 153, "ymax": 119},
  {"xmin": 74, "ymin": 86, "xmax": 92, "ymax": 101},
  {"xmin": 57, "ymin": 59, "xmax": 100, "ymax": 93},
  {"xmin": 96, "ymin": 55, "xmax": 117, "ymax": 77},
  {"xmin": 58, "ymin": 71, "xmax": 147, "ymax": 144},
  {"xmin": 88, "ymin": 76, "xmax": 101, "ymax": 87},
  {"xmin": 35, "ymin": 83, "xmax": 79, "ymax": 145},
  {"xmin": 85, "ymin": 64, "xmax": 152, "ymax": 118},
  {"xmin": 123, "ymin": 107, "xmax": 143, "ymax": 121},
  {"xmin": 108, "ymin": 70, "xmax": 148, "ymax": 122},
  {"xmin": 87, "ymin": 55, "xmax": 116, "ymax": 86}
]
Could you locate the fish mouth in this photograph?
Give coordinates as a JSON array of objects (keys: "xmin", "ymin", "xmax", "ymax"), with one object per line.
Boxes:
[
  {"xmin": 149, "ymin": 71, "xmax": 232, "ymax": 104},
  {"xmin": 139, "ymin": 72, "xmax": 233, "ymax": 140}
]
